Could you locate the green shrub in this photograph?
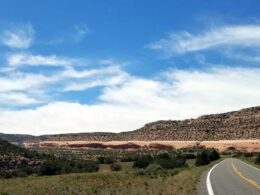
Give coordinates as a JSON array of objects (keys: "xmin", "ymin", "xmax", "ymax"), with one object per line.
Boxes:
[
  {"xmin": 136, "ymin": 164, "xmax": 163, "ymax": 176},
  {"xmin": 153, "ymin": 153, "xmax": 186, "ymax": 169},
  {"xmin": 39, "ymin": 159, "xmax": 63, "ymax": 175},
  {"xmin": 172, "ymin": 155, "xmax": 187, "ymax": 168},
  {"xmin": 16, "ymin": 170, "xmax": 27, "ymax": 177},
  {"xmin": 133, "ymin": 155, "xmax": 153, "ymax": 168},
  {"xmin": 22, "ymin": 166, "xmax": 35, "ymax": 175},
  {"xmin": 243, "ymin": 152, "xmax": 253, "ymax": 158},
  {"xmin": 110, "ymin": 163, "xmax": 122, "ymax": 171},
  {"xmin": 0, "ymin": 192, "xmax": 10, "ymax": 195},
  {"xmin": 120, "ymin": 154, "xmax": 138, "ymax": 162},
  {"xmin": 0, "ymin": 171, "xmax": 12, "ymax": 179},
  {"xmin": 144, "ymin": 164, "xmax": 163, "ymax": 175},
  {"xmin": 184, "ymin": 153, "xmax": 196, "ymax": 159},
  {"xmin": 74, "ymin": 161, "xmax": 99, "ymax": 173},
  {"xmin": 97, "ymin": 156, "xmax": 105, "ymax": 164},
  {"xmin": 255, "ymin": 154, "xmax": 260, "ymax": 165},
  {"xmin": 146, "ymin": 164, "xmax": 163, "ymax": 172},
  {"xmin": 97, "ymin": 156, "xmax": 115, "ymax": 164},
  {"xmin": 196, "ymin": 150, "xmax": 210, "ymax": 166},
  {"xmin": 136, "ymin": 169, "xmax": 146, "ymax": 176},
  {"xmin": 156, "ymin": 152, "xmax": 171, "ymax": 159},
  {"xmin": 155, "ymin": 158, "xmax": 175, "ymax": 169},
  {"xmin": 39, "ymin": 158, "xmax": 99, "ymax": 176},
  {"xmin": 103, "ymin": 157, "xmax": 115, "ymax": 164},
  {"xmin": 208, "ymin": 149, "xmax": 220, "ymax": 161}
]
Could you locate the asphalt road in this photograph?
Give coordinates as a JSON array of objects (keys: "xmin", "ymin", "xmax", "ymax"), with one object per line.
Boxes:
[{"xmin": 204, "ymin": 158, "xmax": 260, "ymax": 195}]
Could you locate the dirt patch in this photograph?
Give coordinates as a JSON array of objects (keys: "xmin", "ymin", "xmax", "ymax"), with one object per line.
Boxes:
[
  {"xmin": 25, "ymin": 139, "xmax": 260, "ymax": 152},
  {"xmin": 200, "ymin": 140, "xmax": 260, "ymax": 152}
]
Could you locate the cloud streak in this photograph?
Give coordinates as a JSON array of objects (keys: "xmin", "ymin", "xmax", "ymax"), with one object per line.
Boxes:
[
  {"xmin": 0, "ymin": 61, "xmax": 130, "ymax": 107},
  {"xmin": 73, "ymin": 23, "xmax": 90, "ymax": 42},
  {"xmin": 0, "ymin": 24, "xmax": 34, "ymax": 49},
  {"xmin": 148, "ymin": 25, "xmax": 260, "ymax": 55},
  {"xmin": 7, "ymin": 52, "xmax": 83, "ymax": 67}
]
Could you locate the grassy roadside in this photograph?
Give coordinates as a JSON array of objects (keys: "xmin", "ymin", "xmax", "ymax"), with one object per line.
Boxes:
[
  {"xmin": 237, "ymin": 156, "xmax": 260, "ymax": 169},
  {"xmin": 0, "ymin": 159, "xmax": 224, "ymax": 195}
]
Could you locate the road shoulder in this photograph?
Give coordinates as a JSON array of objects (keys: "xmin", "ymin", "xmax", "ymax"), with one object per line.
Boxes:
[{"xmin": 196, "ymin": 168, "xmax": 208, "ymax": 195}]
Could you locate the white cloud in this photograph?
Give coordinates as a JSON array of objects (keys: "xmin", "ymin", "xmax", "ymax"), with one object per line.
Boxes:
[
  {"xmin": 73, "ymin": 23, "xmax": 90, "ymax": 42},
  {"xmin": 7, "ymin": 52, "xmax": 82, "ymax": 67},
  {"xmin": 62, "ymin": 65, "xmax": 130, "ymax": 91},
  {"xmin": 0, "ymin": 72, "xmax": 54, "ymax": 106},
  {"xmin": 0, "ymin": 63, "xmax": 129, "ymax": 106},
  {"xmin": 0, "ymin": 24, "xmax": 34, "ymax": 49},
  {"xmin": 0, "ymin": 72, "xmax": 52, "ymax": 92},
  {"xmin": 148, "ymin": 25, "xmax": 260, "ymax": 55},
  {"xmin": 0, "ymin": 92, "xmax": 40, "ymax": 106},
  {"xmin": 1, "ymin": 66, "xmax": 260, "ymax": 135},
  {"xmin": 223, "ymin": 50, "xmax": 260, "ymax": 63}
]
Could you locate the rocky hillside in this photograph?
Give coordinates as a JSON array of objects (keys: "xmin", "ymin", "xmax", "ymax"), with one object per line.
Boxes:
[
  {"xmin": 46, "ymin": 106, "xmax": 260, "ymax": 141},
  {"xmin": 1, "ymin": 106, "xmax": 260, "ymax": 142},
  {"xmin": 0, "ymin": 139, "xmax": 99, "ymax": 178},
  {"xmin": 0, "ymin": 139, "xmax": 44, "ymax": 177},
  {"xmin": 0, "ymin": 133, "xmax": 46, "ymax": 144}
]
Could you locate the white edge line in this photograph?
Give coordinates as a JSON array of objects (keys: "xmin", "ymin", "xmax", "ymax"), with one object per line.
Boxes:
[
  {"xmin": 206, "ymin": 159, "xmax": 227, "ymax": 195},
  {"xmin": 236, "ymin": 159, "xmax": 260, "ymax": 171}
]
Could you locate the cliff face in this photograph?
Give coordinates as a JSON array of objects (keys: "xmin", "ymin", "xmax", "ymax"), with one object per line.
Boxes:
[{"xmin": 45, "ymin": 106, "xmax": 260, "ymax": 141}]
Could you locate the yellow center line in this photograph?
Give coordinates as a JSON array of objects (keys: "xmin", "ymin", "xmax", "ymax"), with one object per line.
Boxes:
[{"xmin": 231, "ymin": 161, "xmax": 260, "ymax": 189}]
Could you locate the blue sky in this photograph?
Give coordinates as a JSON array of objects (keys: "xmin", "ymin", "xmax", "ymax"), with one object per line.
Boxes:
[{"xmin": 1, "ymin": 0, "xmax": 260, "ymax": 135}]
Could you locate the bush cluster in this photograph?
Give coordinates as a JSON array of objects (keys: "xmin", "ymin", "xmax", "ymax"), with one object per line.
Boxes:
[
  {"xmin": 255, "ymin": 154, "xmax": 260, "ymax": 165},
  {"xmin": 0, "ymin": 139, "xmax": 99, "ymax": 178},
  {"xmin": 97, "ymin": 156, "xmax": 115, "ymax": 164},
  {"xmin": 137, "ymin": 164, "xmax": 163, "ymax": 176},
  {"xmin": 39, "ymin": 158, "xmax": 99, "ymax": 176},
  {"xmin": 133, "ymin": 152, "xmax": 187, "ymax": 171},
  {"xmin": 133, "ymin": 155, "xmax": 153, "ymax": 168},
  {"xmin": 0, "ymin": 158, "xmax": 99, "ymax": 179},
  {"xmin": 110, "ymin": 163, "xmax": 122, "ymax": 171},
  {"xmin": 195, "ymin": 148, "xmax": 220, "ymax": 166}
]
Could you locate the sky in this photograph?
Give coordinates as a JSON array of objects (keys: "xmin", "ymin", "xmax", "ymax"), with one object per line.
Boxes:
[{"xmin": 1, "ymin": 0, "xmax": 260, "ymax": 135}]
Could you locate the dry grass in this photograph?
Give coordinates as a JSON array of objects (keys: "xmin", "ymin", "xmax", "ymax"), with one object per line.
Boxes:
[
  {"xmin": 237, "ymin": 156, "xmax": 260, "ymax": 169},
  {"xmin": 0, "ymin": 160, "xmax": 221, "ymax": 195}
]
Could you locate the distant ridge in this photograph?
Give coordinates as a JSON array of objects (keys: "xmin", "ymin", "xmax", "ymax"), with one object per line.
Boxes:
[
  {"xmin": 1, "ymin": 106, "xmax": 260, "ymax": 143},
  {"xmin": 0, "ymin": 133, "xmax": 46, "ymax": 144}
]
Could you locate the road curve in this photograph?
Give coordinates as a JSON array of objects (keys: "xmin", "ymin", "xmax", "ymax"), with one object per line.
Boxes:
[{"xmin": 205, "ymin": 158, "xmax": 260, "ymax": 195}]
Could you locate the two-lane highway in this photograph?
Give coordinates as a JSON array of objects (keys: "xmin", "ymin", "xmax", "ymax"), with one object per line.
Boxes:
[{"xmin": 205, "ymin": 158, "xmax": 260, "ymax": 195}]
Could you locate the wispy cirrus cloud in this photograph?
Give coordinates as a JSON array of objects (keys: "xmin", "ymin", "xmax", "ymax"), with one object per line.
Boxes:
[
  {"xmin": 0, "ymin": 60, "xmax": 130, "ymax": 107},
  {"xmin": 0, "ymin": 72, "xmax": 52, "ymax": 92},
  {"xmin": 62, "ymin": 65, "xmax": 130, "ymax": 91},
  {"xmin": 73, "ymin": 23, "xmax": 90, "ymax": 42},
  {"xmin": 0, "ymin": 24, "xmax": 34, "ymax": 49},
  {"xmin": 223, "ymin": 49, "xmax": 260, "ymax": 63},
  {"xmin": 148, "ymin": 25, "xmax": 260, "ymax": 55},
  {"xmin": 0, "ymin": 92, "xmax": 40, "ymax": 106},
  {"xmin": 45, "ymin": 23, "xmax": 91, "ymax": 45},
  {"xmin": 7, "ymin": 52, "xmax": 84, "ymax": 67}
]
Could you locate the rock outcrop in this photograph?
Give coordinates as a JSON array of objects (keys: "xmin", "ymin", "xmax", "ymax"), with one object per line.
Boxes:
[{"xmin": 45, "ymin": 106, "xmax": 260, "ymax": 141}]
